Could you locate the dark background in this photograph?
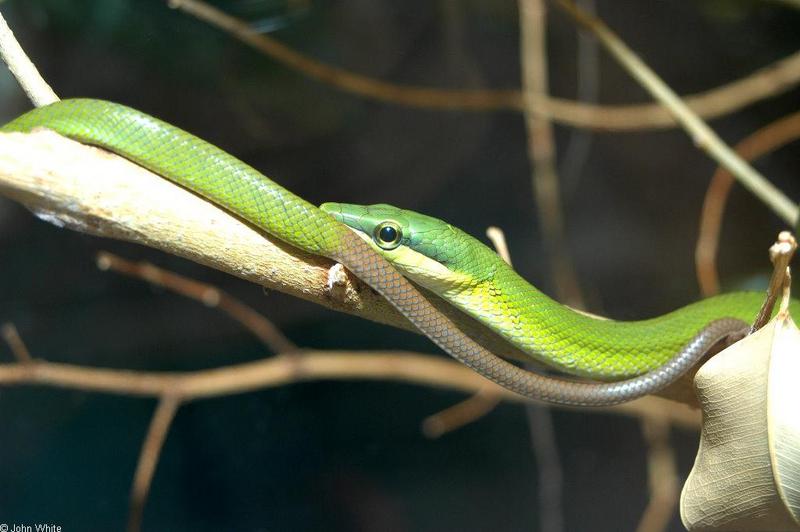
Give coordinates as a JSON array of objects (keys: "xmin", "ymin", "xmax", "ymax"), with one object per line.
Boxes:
[{"xmin": 1, "ymin": 1, "xmax": 799, "ymax": 530}]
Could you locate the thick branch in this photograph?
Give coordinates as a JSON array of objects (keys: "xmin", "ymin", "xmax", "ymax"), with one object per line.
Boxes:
[
  {"xmin": 0, "ymin": 130, "xmax": 394, "ymax": 316},
  {"xmin": 0, "ymin": 129, "xmax": 534, "ymax": 362},
  {"xmin": 0, "ymin": 129, "xmax": 715, "ymax": 406}
]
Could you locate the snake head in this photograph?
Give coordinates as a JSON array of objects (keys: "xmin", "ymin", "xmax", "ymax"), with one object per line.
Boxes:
[{"xmin": 320, "ymin": 202, "xmax": 497, "ymax": 293}]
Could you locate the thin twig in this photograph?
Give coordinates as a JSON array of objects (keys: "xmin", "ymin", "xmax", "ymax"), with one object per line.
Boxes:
[
  {"xmin": 0, "ymin": 11, "xmax": 58, "ymax": 106},
  {"xmin": 521, "ymin": 0, "xmax": 583, "ymax": 310},
  {"xmin": 168, "ymin": 0, "xmax": 520, "ymax": 111},
  {"xmin": 419, "ymin": 225, "xmax": 515, "ymax": 438},
  {"xmin": 1, "ymin": 322, "xmax": 33, "ymax": 363},
  {"xmin": 0, "ymin": 351, "xmax": 702, "ymax": 426},
  {"xmin": 751, "ymin": 231, "xmax": 797, "ymax": 332},
  {"xmin": 519, "ymin": 4, "xmax": 568, "ymax": 529},
  {"xmin": 97, "ymin": 252, "xmax": 297, "ymax": 354},
  {"xmin": 695, "ymin": 112, "xmax": 800, "ymax": 296},
  {"xmin": 167, "ymin": 0, "xmax": 800, "ymax": 131},
  {"xmin": 635, "ymin": 416, "xmax": 678, "ymax": 532},
  {"xmin": 127, "ymin": 395, "xmax": 182, "ymax": 532},
  {"xmin": 695, "ymin": 168, "xmax": 738, "ymax": 298},
  {"xmin": 561, "ymin": 0, "xmax": 598, "ymax": 196},
  {"xmin": 486, "ymin": 226, "xmax": 512, "ymax": 264},
  {"xmin": 555, "ymin": 0, "xmax": 799, "ymax": 226},
  {"xmin": 779, "ymin": 266, "xmax": 793, "ymax": 314},
  {"xmin": 526, "ymin": 402, "xmax": 564, "ymax": 532},
  {"xmin": 421, "ymin": 387, "xmax": 501, "ymax": 438},
  {"xmin": 559, "ymin": 8, "xmax": 692, "ymax": 532}
]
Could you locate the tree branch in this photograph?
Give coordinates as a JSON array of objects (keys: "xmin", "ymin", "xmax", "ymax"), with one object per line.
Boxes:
[
  {"xmin": 97, "ymin": 251, "xmax": 298, "ymax": 354},
  {"xmin": 0, "ymin": 351, "xmax": 701, "ymax": 429},
  {"xmin": 696, "ymin": 111, "xmax": 800, "ymax": 296},
  {"xmin": 555, "ymin": 0, "xmax": 798, "ymax": 226},
  {"xmin": 0, "ymin": 129, "xmax": 541, "ymax": 363},
  {"xmin": 128, "ymin": 395, "xmax": 181, "ymax": 532},
  {"xmin": 0, "ymin": 11, "xmax": 58, "ymax": 107},
  {"xmin": 169, "ymin": 0, "xmax": 800, "ymax": 131}
]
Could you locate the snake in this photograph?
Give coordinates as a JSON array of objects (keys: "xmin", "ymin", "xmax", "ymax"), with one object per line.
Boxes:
[{"xmin": 2, "ymin": 98, "xmax": 790, "ymax": 406}]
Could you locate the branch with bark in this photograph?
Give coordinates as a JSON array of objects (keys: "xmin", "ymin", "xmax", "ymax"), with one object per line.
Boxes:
[{"xmin": 0, "ymin": 129, "xmax": 527, "ymax": 362}]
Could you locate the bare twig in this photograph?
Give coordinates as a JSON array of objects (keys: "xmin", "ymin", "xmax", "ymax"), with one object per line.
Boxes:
[
  {"xmin": 635, "ymin": 416, "xmax": 678, "ymax": 532},
  {"xmin": 779, "ymin": 265, "xmax": 793, "ymax": 314},
  {"xmin": 486, "ymin": 226, "xmax": 512, "ymax": 264},
  {"xmin": 1, "ymin": 322, "xmax": 33, "ymax": 363},
  {"xmin": 524, "ymin": 8, "xmax": 713, "ymax": 529},
  {"xmin": 561, "ymin": 0, "xmax": 598, "ymax": 196},
  {"xmin": 97, "ymin": 252, "xmax": 297, "ymax": 353},
  {"xmin": 521, "ymin": 0, "xmax": 583, "ymax": 310},
  {"xmin": 421, "ymin": 387, "xmax": 501, "ymax": 438},
  {"xmin": 525, "ymin": 402, "xmax": 564, "ymax": 532},
  {"xmin": 751, "ymin": 231, "xmax": 797, "ymax": 332},
  {"xmin": 168, "ymin": 0, "xmax": 520, "ymax": 111},
  {"xmin": 419, "ymin": 226, "xmax": 515, "ymax": 438},
  {"xmin": 167, "ymin": 0, "xmax": 800, "ymax": 131},
  {"xmin": 127, "ymin": 395, "xmax": 182, "ymax": 532},
  {"xmin": 518, "ymin": 4, "xmax": 568, "ymax": 529},
  {"xmin": 695, "ymin": 168, "xmax": 739, "ymax": 298},
  {"xmin": 520, "ymin": 0, "xmax": 568, "ymax": 532},
  {"xmin": 555, "ymin": 0, "xmax": 799, "ymax": 226},
  {"xmin": 0, "ymin": 351, "xmax": 701, "ymax": 426},
  {"xmin": 0, "ymin": 11, "xmax": 58, "ymax": 106},
  {"xmin": 1, "ymin": 318, "xmax": 702, "ymax": 527},
  {"xmin": 696, "ymin": 112, "xmax": 800, "ymax": 296}
]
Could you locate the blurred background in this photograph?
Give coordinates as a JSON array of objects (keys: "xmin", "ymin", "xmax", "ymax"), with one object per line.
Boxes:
[{"xmin": 1, "ymin": 0, "xmax": 799, "ymax": 530}]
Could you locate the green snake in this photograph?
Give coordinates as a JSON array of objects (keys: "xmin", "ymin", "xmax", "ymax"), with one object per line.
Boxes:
[{"xmin": 2, "ymin": 99, "xmax": 789, "ymax": 406}]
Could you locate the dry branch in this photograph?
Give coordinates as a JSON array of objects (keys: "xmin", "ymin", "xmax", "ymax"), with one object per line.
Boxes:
[
  {"xmin": 555, "ymin": 0, "xmax": 799, "ymax": 226},
  {"xmin": 1, "ymin": 322, "xmax": 33, "ymax": 363},
  {"xmin": 696, "ymin": 112, "xmax": 800, "ymax": 296},
  {"xmin": 169, "ymin": 0, "xmax": 800, "ymax": 131},
  {"xmin": 636, "ymin": 417, "xmax": 679, "ymax": 532},
  {"xmin": 518, "ymin": 7, "xmax": 569, "ymax": 528},
  {"xmin": 0, "ymin": 129, "xmax": 539, "ymax": 363},
  {"xmin": 0, "ymin": 12, "xmax": 58, "ymax": 107},
  {"xmin": 520, "ymin": 0, "xmax": 583, "ymax": 310},
  {"xmin": 0, "ymin": 351, "xmax": 701, "ymax": 429},
  {"xmin": 97, "ymin": 251, "xmax": 298, "ymax": 353},
  {"xmin": 0, "ymin": 129, "xmax": 718, "ymax": 408},
  {"xmin": 0, "ymin": 130, "xmax": 385, "ymax": 320},
  {"xmin": 128, "ymin": 395, "xmax": 181, "ymax": 532}
]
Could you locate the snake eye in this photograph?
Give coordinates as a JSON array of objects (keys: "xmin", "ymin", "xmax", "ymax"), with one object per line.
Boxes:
[{"xmin": 373, "ymin": 221, "xmax": 402, "ymax": 250}]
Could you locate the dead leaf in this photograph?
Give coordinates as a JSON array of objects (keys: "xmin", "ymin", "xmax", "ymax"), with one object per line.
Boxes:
[{"xmin": 680, "ymin": 312, "xmax": 800, "ymax": 530}]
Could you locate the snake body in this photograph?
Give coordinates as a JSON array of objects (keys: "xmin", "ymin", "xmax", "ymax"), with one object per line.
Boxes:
[
  {"xmin": 2, "ymin": 99, "xmax": 785, "ymax": 405},
  {"xmin": 318, "ymin": 203, "xmax": 783, "ymax": 378}
]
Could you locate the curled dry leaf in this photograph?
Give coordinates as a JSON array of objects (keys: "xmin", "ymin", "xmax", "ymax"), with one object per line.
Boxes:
[{"xmin": 680, "ymin": 312, "xmax": 800, "ymax": 531}]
